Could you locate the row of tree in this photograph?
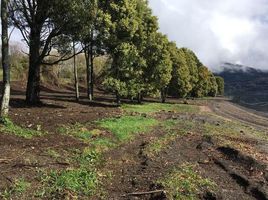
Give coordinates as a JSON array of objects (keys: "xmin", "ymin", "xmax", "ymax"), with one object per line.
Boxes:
[{"xmin": 1, "ymin": 0, "xmax": 224, "ymax": 117}]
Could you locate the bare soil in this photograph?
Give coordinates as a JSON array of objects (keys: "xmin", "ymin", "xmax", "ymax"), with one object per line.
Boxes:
[{"xmin": 0, "ymin": 82, "xmax": 267, "ymax": 200}]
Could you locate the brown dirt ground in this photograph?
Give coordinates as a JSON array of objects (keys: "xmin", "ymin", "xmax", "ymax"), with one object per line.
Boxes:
[{"xmin": 0, "ymin": 82, "xmax": 267, "ymax": 200}]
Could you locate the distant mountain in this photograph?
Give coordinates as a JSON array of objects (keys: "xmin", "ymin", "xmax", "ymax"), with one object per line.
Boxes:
[{"xmin": 216, "ymin": 63, "xmax": 268, "ymax": 113}]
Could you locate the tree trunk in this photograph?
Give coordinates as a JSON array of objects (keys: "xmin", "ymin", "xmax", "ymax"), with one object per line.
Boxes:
[
  {"xmin": 116, "ymin": 91, "xmax": 121, "ymax": 105},
  {"xmin": 1, "ymin": 0, "xmax": 10, "ymax": 117},
  {"xmin": 161, "ymin": 88, "xmax": 167, "ymax": 103},
  {"xmin": 85, "ymin": 48, "xmax": 91, "ymax": 100},
  {"xmin": 73, "ymin": 42, "xmax": 79, "ymax": 101},
  {"xmin": 137, "ymin": 92, "xmax": 142, "ymax": 104},
  {"xmin": 90, "ymin": 44, "xmax": 94, "ymax": 101},
  {"xmin": 26, "ymin": 28, "xmax": 42, "ymax": 105},
  {"xmin": 85, "ymin": 45, "xmax": 94, "ymax": 101}
]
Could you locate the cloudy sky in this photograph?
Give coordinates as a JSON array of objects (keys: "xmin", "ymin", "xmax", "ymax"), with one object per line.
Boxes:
[{"xmin": 148, "ymin": 0, "xmax": 268, "ymax": 71}]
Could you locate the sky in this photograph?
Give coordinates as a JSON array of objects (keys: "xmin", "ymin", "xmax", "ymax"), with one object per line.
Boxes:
[{"xmin": 148, "ymin": 0, "xmax": 268, "ymax": 71}]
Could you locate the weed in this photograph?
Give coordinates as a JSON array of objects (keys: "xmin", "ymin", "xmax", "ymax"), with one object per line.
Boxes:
[
  {"xmin": 98, "ymin": 116, "xmax": 158, "ymax": 141},
  {"xmin": 0, "ymin": 118, "xmax": 43, "ymax": 139},
  {"xmin": 158, "ymin": 164, "xmax": 216, "ymax": 200}
]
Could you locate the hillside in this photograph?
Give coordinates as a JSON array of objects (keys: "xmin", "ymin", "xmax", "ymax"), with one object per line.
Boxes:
[
  {"xmin": 0, "ymin": 82, "xmax": 268, "ymax": 199},
  {"xmin": 216, "ymin": 63, "xmax": 268, "ymax": 114}
]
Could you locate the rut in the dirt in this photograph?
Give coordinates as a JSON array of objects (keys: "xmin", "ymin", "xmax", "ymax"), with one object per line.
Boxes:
[{"xmin": 101, "ymin": 129, "xmax": 265, "ymax": 200}]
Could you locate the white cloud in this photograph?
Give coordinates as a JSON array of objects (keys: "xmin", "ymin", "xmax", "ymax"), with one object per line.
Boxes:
[{"xmin": 148, "ymin": 0, "xmax": 268, "ymax": 71}]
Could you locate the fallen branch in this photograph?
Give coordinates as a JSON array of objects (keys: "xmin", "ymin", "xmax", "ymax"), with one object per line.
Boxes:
[{"xmin": 121, "ymin": 190, "xmax": 166, "ymax": 197}]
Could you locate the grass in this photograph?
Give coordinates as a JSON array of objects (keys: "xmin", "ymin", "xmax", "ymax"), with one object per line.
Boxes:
[
  {"xmin": 38, "ymin": 148, "xmax": 101, "ymax": 199},
  {"xmin": 203, "ymin": 116, "xmax": 268, "ymax": 141},
  {"xmin": 145, "ymin": 119, "xmax": 196, "ymax": 156},
  {"xmin": 0, "ymin": 178, "xmax": 31, "ymax": 199},
  {"xmin": 0, "ymin": 118, "xmax": 44, "ymax": 139},
  {"xmin": 58, "ymin": 123, "xmax": 93, "ymax": 141},
  {"xmin": 98, "ymin": 116, "xmax": 158, "ymax": 142},
  {"xmin": 158, "ymin": 164, "xmax": 216, "ymax": 200},
  {"xmin": 46, "ymin": 149, "xmax": 60, "ymax": 158},
  {"xmin": 122, "ymin": 103, "xmax": 199, "ymax": 114},
  {"xmin": 39, "ymin": 168, "xmax": 98, "ymax": 198}
]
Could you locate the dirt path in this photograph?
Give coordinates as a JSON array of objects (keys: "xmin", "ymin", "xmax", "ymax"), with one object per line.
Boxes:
[{"xmin": 209, "ymin": 99, "xmax": 268, "ymax": 130}]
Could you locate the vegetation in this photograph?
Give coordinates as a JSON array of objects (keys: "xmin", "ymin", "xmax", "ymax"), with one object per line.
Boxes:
[
  {"xmin": 122, "ymin": 102, "xmax": 199, "ymax": 114},
  {"xmin": 158, "ymin": 164, "xmax": 216, "ymax": 200},
  {"xmin": 38, "ymin": 148, "xmax": 100, "ymax": 198},
  {"xmin": 58, "ymin": 123, "xmax": 93, "ymax": 141},
  {"xmin": 0, "ymin": 118, "xmax": 44, "ymax": 138},
  {"xmin": 0, "ymin": 178, "xmax": 31, "ymax": 199},
  {"xmin": 1, "ymin": 0, "xmax": 224, "ymax": 111},
  {"xmin": 99, "ymin": 116, "xmax": 158, "ymax": 141}
]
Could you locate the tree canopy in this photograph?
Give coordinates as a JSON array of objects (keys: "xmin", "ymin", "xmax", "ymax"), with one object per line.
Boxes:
[{"xmin": 6, "ymin": 0, "xmax": 224, "ymax": 105}]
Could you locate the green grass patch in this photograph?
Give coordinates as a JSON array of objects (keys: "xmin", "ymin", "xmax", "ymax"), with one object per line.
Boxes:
[
  {"xmin": 0, "ymin": 118, "xmax": 43, "ymax": 139},
  {"xmin": 38, "ymin": 148, "xmax": 101, "ymax": 199},
  {"xmin": 39, "ymin": 168, "xmax": 98, "ymax": 198},
  {"xmin": 122, "ymin": 103, "xmax": 198, "ymax": 114},
  {"xmin": 158, "ymin": 164, "xmax": 215, "ymax": 200},
  {"xmin": 98, "ymin": 116, "xmax": 158, "ymax": 142}
]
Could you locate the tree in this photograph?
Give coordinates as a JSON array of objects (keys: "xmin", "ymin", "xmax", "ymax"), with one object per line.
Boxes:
[
  {"xmin": 9, "ymin": 0, "xmax": 84, "ymax": 104},
  {"xmin": 192, "ymin": 65, "xmax": 211, "ymax": 98},
  {"xmin": 104, "ymin": 0, "xmax": 141, "ymax": 104},
  {"xmin": 143, "ymin": 32, "xmax": 172, "ymax": 103},
  {"xmin": 215, "ymin": 76, "xmax": 225, "ymax": 96},
  {"xmin": 1, "ymin": 0, "xmax": 11, "ymax": 117},
  {"xmin": 79, "ymin": 0, "xmax": 111, "ymax": 100},
  {"xmin": 208, "ymin": 74, "xmax": 218, "ymax": 97},
  {"xmin": 168, "ymin": 44, "xmax": 192, "ymax": 98}
]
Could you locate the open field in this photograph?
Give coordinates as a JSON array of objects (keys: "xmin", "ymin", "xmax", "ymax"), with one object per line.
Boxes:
[{"xmin": 0, "ymin": 82, "xmax": 268, "ymax": 200}]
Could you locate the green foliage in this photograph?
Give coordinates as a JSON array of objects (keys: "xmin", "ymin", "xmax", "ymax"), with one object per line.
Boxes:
[
  {"xmin": 98, "ymin": 116, "xmax": 158, "ymax": 141},
  {"xmin": 0, "ymin": 118, "xmax": 43, "ymax": 139},
  {"xmin": 168, "ymin": 45, "xmax": 192, "ymax": 98},
  {"xmin": 192, "ymin": 66, "xmax": 212, "ymax": 98},
  {"xmin": 158, "ymin": 164, "xmax": 216, "ymax": 200},
  {"xmin": 181, "ymin": 48, "xmax": 200, "ymax": 89},
  {"xmin": 122, "ymin": 103, "xmax": 199, "ymax": 114},
  {"xmin": 143, "ymin": 32, "xmax": 173, "ymax": 99},
  {"xmin": 215, "ymin": 76, "xmax": 225, "ymax": 96},
  {"xmin": 208, "ymin": 75, "xmax": 218, "ymax": 97}
]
